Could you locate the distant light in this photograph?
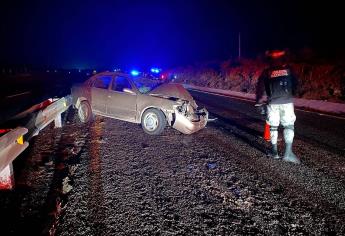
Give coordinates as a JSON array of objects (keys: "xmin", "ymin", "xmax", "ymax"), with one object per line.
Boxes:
[
  {"xmin": 86, "ymin": 72, "xmax": 90, "ymax": 76},
  {"xmin": 150, "ymin": 68, "xmax": 161, "ymax": 74},
  {"xmin": 68, "ymin": 71, "xmax": 71, "ymax": 74},
  {"xmin": 161, "ymin": 75, "xmax": 165, "ymax": 79},
  {"xmin": 131, "ymin": 70, "xmax": 140, "ymax": 76},
  {"xmin": 267, "ymin": 50, "xmax": 286, "ymax": 58},
  {"xmin": 46, "ymin": 70, "xmax": 50, "ymax": 73},
  {"xmin": 92, "ymin": 70, "xmax": 97, "ymax": 74},
  {"xmin": 54, "ymin": 70, "xmax": 57, "ymax": 73},
  {"xmin": 78, "ymin": 69, "xmax": 81, "ymax": 73},
  {"xmin": 174, "ymin": 75, "xmax": 177, "ymax": 79}
]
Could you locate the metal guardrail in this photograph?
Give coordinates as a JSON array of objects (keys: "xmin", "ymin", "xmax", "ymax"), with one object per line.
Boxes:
[
  {"xmin": 33, "ymin": 95, "xmax": 72, "ymax": 136},
  {"xmin": 0, "ymin": 127, "xmax": 29, "ymax": 173},
  {"xmin": 0, "ymin": 128, "xmax": 29, "ymax": 189},
  {"xmin": 0, "ymin": 95, "xmax": 72, "ymax": 189}
]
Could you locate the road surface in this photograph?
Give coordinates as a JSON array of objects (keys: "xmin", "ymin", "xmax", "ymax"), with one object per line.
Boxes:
[{"xmin": 1, "ymin": 89, "xmax": 345, "ymax": 235}]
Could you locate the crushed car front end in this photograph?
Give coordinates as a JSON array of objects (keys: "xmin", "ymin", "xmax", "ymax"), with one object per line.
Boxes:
[
  {"xmin": 171, "ymin": 100, "xmax": 208, "ymax": 134},
  {"xmin": 141, "ymin": 83, "xmax": 209, "ymax": 134}
]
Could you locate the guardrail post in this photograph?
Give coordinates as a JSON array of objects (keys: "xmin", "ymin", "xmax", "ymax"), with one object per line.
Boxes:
[
  {"xmin": 34, "ymin": 96, "xmax": 71, "ymax": 134},
  {"xmin": 54, "ymin": 114, "xmax": 62, "ymax": 128},
  {"xmin": 0, "ymin": 127, "xmax": 29, "ymax": 190},
  {"xmin": 0, "ymin": 163, "xmax": 14, "ymax": 190}
]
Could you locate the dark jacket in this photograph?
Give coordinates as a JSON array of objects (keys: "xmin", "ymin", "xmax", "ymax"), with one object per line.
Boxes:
[{"xmin": 256, "ymin": 65, "xmax": 298, "ymax": 104}]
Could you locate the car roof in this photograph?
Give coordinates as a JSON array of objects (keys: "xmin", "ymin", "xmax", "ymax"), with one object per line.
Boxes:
[{"xmin": 90, "ymin": 71, "xmax": 132, "ymax": 78}]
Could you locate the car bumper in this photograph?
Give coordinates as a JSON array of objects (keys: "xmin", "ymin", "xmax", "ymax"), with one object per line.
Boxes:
[{"xmin": 172, "ymin": 108, "xmax": 208, "ymax": 134}]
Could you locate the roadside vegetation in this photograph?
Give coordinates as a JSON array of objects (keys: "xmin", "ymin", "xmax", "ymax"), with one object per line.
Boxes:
[{"xmin": 172, "ymin": 57, "xmax": 345, "ymax": 103}]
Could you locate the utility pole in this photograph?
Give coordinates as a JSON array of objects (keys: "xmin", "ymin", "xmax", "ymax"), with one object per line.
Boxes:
[{"xmin": 238, "ymin": 32, "xmax": 241, "ymax": 60}]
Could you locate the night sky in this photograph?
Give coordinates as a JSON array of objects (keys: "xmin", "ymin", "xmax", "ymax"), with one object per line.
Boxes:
[{"xmin": 0, "ymin": 0, "xmax": 344, "ymax": 69}]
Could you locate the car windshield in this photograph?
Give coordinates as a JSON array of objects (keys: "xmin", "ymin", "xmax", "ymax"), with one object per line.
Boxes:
[{"xmin": 132, "ymin": 77, "xmax": 164, "ymax": 94}]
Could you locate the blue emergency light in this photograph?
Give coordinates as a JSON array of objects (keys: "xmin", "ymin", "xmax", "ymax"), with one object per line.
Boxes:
[
  {"xmin": 131, "ymin": 70, "xmax": 140, "ymax": 76},
  {"xmin": 150, "ymin": 68, "xmax": 161, "ymax": 74}
]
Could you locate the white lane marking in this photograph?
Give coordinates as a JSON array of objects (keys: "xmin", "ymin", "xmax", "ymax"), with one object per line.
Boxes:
[
  {"xmin": 6, "ymin": 91, "xmax": 31, "ymax": 98},
  {"xmin": 294, "ymin": 108, "xmax": 345, "ymax": 120},
  {"xmin": 189, "ymin": 89, "xmax": 345, "ymax": 121},
  {"xmin": 189, "ymin": 89, "xmax": 254, "ymax": 103}
]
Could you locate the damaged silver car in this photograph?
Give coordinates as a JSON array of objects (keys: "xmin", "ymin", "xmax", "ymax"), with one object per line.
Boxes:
[{"xmin": 71, "ymin": 72, "xmax": 208, "ymax": 135}]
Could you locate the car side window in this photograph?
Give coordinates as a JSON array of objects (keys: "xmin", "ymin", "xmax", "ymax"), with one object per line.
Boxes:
[
  {"xmin": 93, "ymin": 76, "xmax": 112, "ymax": 89},
  {"xmin": 112, "ymin": 76, "xmax": 132, "ymax": 92}
]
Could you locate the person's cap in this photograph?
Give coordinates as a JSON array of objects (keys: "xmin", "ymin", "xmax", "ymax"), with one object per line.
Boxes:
[{"xmin": 265, "ymin": 50, "xmax": 286, "ymax": 59}]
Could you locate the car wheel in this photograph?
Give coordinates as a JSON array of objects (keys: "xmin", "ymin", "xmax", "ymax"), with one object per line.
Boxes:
[
  {"xmin": 78, "ymin": 101, "xmax": 93, "ymax": 123},
  {"xmin": 141, "ymin": 108, "xmax": 166, "ymax": 135}
]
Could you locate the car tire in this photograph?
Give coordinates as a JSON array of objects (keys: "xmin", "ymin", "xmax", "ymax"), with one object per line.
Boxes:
[
  {"xmin": 78, "ymin": 101, "xmax": 93, "ymax": 123},
  {"xmin": 141, "ymin": 108, "xmax": 166, "ymax": 135}
]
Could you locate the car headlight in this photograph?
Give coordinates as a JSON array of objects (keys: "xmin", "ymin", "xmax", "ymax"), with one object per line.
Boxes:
[
  {"xmin": 176, "ymin": 102, "xmax": 188, "ymax": 114},
  {"xmin": 174, "ymin": 101, "xmax": 199, "ymax": 121}
]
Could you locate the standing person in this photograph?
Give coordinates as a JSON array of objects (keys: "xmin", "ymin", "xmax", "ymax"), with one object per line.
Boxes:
[{"xmin": 255, "ymin": 49, "xmax": 300, "ymax": 164}]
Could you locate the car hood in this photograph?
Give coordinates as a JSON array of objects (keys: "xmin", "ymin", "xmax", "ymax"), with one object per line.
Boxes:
[{"xmin": 149, "ymin": 83, "xmax": 194, "ymax": 101}]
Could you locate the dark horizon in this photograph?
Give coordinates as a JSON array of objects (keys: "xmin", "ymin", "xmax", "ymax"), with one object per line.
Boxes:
[{"xmin": 1, "ymin": 0, "xmax": 344, "ymax": 70}]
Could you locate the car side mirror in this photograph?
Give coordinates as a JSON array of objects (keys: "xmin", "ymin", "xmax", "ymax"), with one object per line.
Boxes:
[{"xmin": 123, "ymin": 88, "xmax": 136, "ymax": 95}]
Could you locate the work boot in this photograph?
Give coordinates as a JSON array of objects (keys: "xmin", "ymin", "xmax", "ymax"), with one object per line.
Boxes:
[
  {"xmin": 283, "ymin": 143, "xmax": 300, "ymax": 164},
  {"xmin": 268, "ymin": 143, "xmax": 280, "ymax": 159}
]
